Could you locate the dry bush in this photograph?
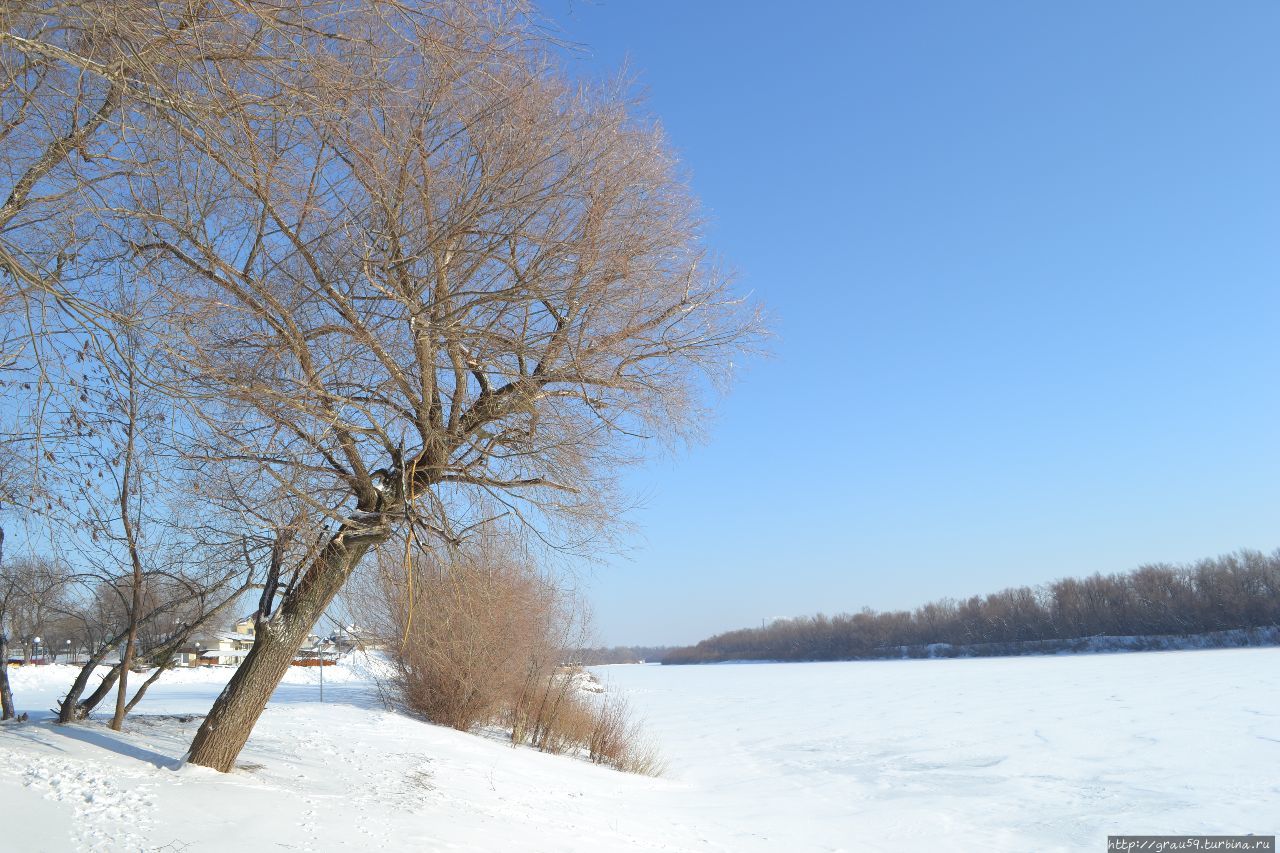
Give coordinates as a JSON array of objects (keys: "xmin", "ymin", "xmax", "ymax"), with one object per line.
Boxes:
[
  {"xmin": 521, "ymin": 689, "xmax": 596, "ymax": 756},
  {"xmin": 510, "ymin": 677, "xmax": 664, "ymax": 775},
  {"xmin": 365, "ymin": 534, "xmax": 663, "ymax": 774},
  {"xmin": 379, "ymin": 537, "xmax": 567, "ymax": 732},
  {"xmin": 509, "ymin": 664, "xmax": 580, "ymax": 751},
  {"xmin": 586, "ymin": 694, "xmax": 666, "ymax": 776}
]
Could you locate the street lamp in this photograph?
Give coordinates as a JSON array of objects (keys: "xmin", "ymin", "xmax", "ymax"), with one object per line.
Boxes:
[
  {"xmin": 65, "ymin": 639, "xmax": 71, "ymax": 663},
  {"xmin": 33, "ymin": 636, "xmax": 41, "ymax": 665}
]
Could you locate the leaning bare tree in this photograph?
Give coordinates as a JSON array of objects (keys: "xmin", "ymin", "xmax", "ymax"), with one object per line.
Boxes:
[
  {"xmin": 112, "ymin": 0, "xmax": 762, "ymax": 771},
  {"xmin": 4, "ymin": 0, "xmax": 760, "ymax": 771}
]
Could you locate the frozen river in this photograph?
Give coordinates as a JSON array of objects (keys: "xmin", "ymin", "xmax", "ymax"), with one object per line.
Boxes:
[{"xmin": 597, "ymin": 648, "xmax": 1280, "ymax": 850}]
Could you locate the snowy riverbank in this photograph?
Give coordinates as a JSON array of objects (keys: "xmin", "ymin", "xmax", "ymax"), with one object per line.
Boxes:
[{"xmin": 2, "ymin": 647, "xmax": 1277, "ymax": 851}]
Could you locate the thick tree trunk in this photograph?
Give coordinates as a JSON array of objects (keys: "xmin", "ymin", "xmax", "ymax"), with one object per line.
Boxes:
[
  {"xmin": 0, "ymin": 634, "xmax": 14, "ymax": 720},
  {"xmin": 186, "ymin": 520, "xmax": 388, "ymax": 772}
]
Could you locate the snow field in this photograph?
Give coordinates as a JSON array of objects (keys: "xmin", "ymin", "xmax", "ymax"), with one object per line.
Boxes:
[{"xmin": 0, "ymin": 647, "xmax": 1277, "ymax": 851}]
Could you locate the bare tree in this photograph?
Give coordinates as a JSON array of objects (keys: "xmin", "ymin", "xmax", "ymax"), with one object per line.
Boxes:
[
  {"xmin": 0, "ymin": 552, "xmax": 70, "ymax": 718},
  {"xmin": 0, "ymin": 526, "xmax": 12, "ymax": 719},
  {"xmin": 98, "ymin": 0, "xmax": 762, "ymax": 772},
  {"xmin": 0, "ymin": 440, "xmax": 15, "ymax": 713},
  {"xmin": 64, "ymin": 302, "xmax": 157, "ymax": 730},
  {"xmin": 46, "ymin": 409, "xmax": 269, "ymax": 726},
  {"xmin": 3, "ymin": 0, "xmax": 760, "ymax": 770}
]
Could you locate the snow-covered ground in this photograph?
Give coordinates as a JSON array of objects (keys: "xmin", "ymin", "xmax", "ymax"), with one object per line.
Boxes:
[{"xmin": 1, "ymin": 647, "xmax": 1277, "ymax": 851}]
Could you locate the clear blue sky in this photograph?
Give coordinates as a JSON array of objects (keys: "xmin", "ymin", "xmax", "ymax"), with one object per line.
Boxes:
[{"xmin": 549, "ymin": 1, "xmax": 1280, "ymax": 646}]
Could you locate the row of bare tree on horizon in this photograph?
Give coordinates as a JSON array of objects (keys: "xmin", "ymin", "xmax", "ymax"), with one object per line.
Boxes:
[{"xmin": 662, "ymin": 549, "xmax": 1280, "ymax": 664}]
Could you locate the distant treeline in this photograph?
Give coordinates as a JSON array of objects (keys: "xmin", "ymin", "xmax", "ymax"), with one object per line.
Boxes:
[
  {"xmin": 663, "ymin": 549, "xmax": 1280, "ymax": 664},
  {"xmin": 575, "ymin": 646, "xmax": 673, "ymax": 666}
]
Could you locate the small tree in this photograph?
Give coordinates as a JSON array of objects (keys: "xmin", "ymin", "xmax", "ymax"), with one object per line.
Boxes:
[
  {"xmin": 0, "ymin": 526, "xmax": 12, "ymax": 719},
  {"xmin": 0, "ymin": 436, "xmax": 32, "ymax": 719},
  {"xmin": 0, "ymin": 552, "xmax": 70, "ymax": 718}
]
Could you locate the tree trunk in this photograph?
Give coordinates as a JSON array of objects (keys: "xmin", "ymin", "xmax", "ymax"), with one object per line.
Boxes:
[
  {"xmin": 123, "ymin": 659, "xmax": 174, "ymax": 715},
  {"xmin": 0, "ymin": 634, "xmax": 14, "ymax": 720},
  {"xmin": 62, "ymin": 581, "xmax": 257, "ymax": 723},
  {"xmin": 58, "ymin": 642, "xmax": 123, "ymax": 722},
  {"xmin": 111, "ymin": 383, "xmax": 145, "ymax": 733},
  {"xmin": 110, "ymin": 627, "xmax": 138, "ymax": 730},
  {"xmin": 75, "ymin": 659, "xmax": 124, "ymax": 719},
  {"xmin": 186, "ymin": 520, "xmax": 388, "ymax": 772},
  {"xmin": 0, "ymin": 526, "xmax": 9, "ymax": 720},
  {"xmin": 116, "ymin": 601, "xmax": 248, "ymax": 719}
]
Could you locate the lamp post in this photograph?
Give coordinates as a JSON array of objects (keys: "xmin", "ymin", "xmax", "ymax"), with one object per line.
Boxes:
[
  {"xmin": 65, "ymin": 639, "xmax": 70, "ymax": 664},
  {"xmin": 33, "ymin": 635, "xmax": 41, "ymax": 665}
]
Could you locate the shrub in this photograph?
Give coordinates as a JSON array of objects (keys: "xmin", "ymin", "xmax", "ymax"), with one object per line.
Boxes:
[
  {"xmin": 381, "ymin": 539, "xmax": 563, "ymax": 731},
  {"xmin": 365, "ymin": 534, "xmax": 662, "ymax": 774},
  {"xmin": 586, "ymin": 693, "xmax": 665, "ymax": 776}
]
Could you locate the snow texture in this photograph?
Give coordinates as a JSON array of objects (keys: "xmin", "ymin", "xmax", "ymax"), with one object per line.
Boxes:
[{"xmin": 1, "ymin": 647, "xmax": 1277, "ymax": 851}]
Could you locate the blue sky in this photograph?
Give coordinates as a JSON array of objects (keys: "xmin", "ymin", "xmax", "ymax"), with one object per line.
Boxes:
[{"xmin": 549, "ymin": 1, "xmax": 1280, "ymax": 646}]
